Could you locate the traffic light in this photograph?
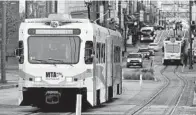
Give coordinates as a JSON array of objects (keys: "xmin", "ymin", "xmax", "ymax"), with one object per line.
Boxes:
[
  {"xmin": 191, "ymin": 21, "xmax": 195, "ymax": 29},
  {"xmin": 191, "ymin": 21, "xmax": 196, "ymax": 36}
]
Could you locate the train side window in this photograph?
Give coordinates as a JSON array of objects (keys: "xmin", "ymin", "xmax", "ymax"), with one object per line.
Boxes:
[
  {"xmin": 117, "ymin": 46, "xmax": 120, "ymax": 62},
  {"xmin": 84, "ymin": 41, "xmax": 94, "ymax": 64},
  {"xmin": 113, "ymin": 46, "xmax": 115, "ymax": 63},
  {"xmin": 114, "ymin": 46, "xmax": 120, "ymax": 63},
  {"xmin": 97, "ymin": 43, "xmax": 101, "ymax": 63},
  {"xmin": 103, "ymin": 44, "xmax": 105, "ymax": 63},
  {"xmin": 101, "ymin": 43, "xmax": 104, "ymax": 63},
  {"xmin": 119, "ymin": 47, "xmax": 121, "ymax": 62},
  {"xmin": 99, "ymin": 43, "xmax": 102, "ymax": 63}
]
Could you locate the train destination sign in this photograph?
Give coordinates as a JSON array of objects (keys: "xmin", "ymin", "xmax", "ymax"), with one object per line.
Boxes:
[{"xmin": 28, "ymin": 29, "xmax": 81, "ymax": 35}]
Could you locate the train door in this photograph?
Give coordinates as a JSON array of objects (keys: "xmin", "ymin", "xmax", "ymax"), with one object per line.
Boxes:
[
  {"xmin": 93, "ymin": 36, "xmax": 97, "ymax": 106},
  {"xmin": 106, "ymin": 37, "xmax": 113, "ymax": 101}
]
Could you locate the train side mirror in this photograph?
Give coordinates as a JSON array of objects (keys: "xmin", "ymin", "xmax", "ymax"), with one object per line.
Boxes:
[
  {"xmin": 14, "ymin": 48, "xmax": 24, "ymax": 64},
  {"xmin": 14, "ymin": 49, "xmax": 20, "ymax": 57}
]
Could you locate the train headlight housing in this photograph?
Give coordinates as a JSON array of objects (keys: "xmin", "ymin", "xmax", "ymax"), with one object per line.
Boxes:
[
  {"xmin": 66, "ymin": 77, "xmax": 73, "ymax": 82},
  {"xmin": 35, "ymin": 76, "xmax": 42, "ymax": 82}
]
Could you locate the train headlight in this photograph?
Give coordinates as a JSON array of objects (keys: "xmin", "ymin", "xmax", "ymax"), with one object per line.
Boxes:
[
  {"xmin": 66, "ymin": 77, "xmax": 73, "ymax": 82},
  {"xmin": 139, "ymin": 59, "xmax": 142, "ymax": 62},
  {"xmin": 35, "ymin": 76, "xmax": 42, "ymax": 82}
]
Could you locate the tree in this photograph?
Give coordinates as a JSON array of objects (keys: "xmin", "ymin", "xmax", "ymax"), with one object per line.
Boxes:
[
  {"xmin": 6, "ymin": 1, "xmax": 20, "ymax": 40},
  {"xmin": 0, "ymin": 1, "xmax": 19, "ymax": 42}
]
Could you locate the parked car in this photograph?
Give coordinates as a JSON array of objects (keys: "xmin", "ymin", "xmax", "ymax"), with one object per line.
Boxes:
[
  {"xmin": 138, "ymin": 48, "xmax": 151, "ymax": 59},
  {"xmin": 148, "ymin": 43, "xmax": 160, "ymax": 52},
  {"xmin": 126, "ymin": 53, "xmax": 143, "ymax": 68},
  {"xmin": 155, "ymin": 25, "xmax": 164, "ymax": 30}
]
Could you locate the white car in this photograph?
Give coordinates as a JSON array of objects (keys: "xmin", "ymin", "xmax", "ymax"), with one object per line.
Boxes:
[
  {"xmin": 126, "ymin": 53, "xmax": 143, "ymax": 68},
  {"xmin": 148, "ymin": 43, "xmax": 160, "ymax": 52},
  {"xmin": 140, "ymin": 27, "xmax": 155, "ymax": 42}
]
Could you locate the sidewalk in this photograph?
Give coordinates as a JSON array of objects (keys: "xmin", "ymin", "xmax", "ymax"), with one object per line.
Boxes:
[
  {"xmin": 179, "ymin": 64, "xmax": 196, "ymax": 74},
  {"xmin": 177, "ymin": 64, "xmax": 196, "ymax": 106},
  {"xmin": 0, "ymin": 71, "xmax": 19, "ymax": 90}
]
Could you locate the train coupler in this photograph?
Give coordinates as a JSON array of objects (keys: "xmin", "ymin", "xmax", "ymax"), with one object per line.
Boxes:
[{"xmin": 45, "ymin": 91, "xmax": 61, "ymax": 104}]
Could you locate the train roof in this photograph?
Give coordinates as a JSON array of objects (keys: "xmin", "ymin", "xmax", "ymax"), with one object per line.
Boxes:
[
  {"xmin": 164, "ymin": 36, "xmax": 183, "ymax": 41},
  {"xmin": 20, "ymin": 14, "xmax": 122, "ymax": 41},
  {"xmin": 92, "ymin": 23, "xmax": 122, "ymax": 38},
  {"xmin": 24, "ymin": 14, "xmax": 90, "ymax": 23}
]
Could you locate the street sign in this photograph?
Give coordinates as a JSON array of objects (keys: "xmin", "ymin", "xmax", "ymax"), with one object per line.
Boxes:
[
  {"xmin": 127, "ymin": 35, "xmax": 132, "ymax": 45},
  {"xmin": 100, "ymin": 5, "xmax": 104, "ymax": 23},
  {"xmin": 139, "ymin": 10, "xmax": 144, "ymax": 21}
]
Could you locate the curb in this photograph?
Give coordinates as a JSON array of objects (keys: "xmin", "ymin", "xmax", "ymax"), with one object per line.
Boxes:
[{"xmin": 0, "ymin": 83, "xmax": 18, "ymax": 90}]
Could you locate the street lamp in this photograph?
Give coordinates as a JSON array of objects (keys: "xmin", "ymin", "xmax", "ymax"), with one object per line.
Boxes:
[
  {"xmin": 84, "ymin": 0, "xmax": 92, "ymax": 19},
  {"xmin": 123, "ymin": 8, "xmax": 127, "ymax": 53},
  {"xmin": 189, "ymin": 0, "xmax": 193, "ymax": 69},
  {"xmin": 159, "ymin": 9, "xmax": 162, "ymax": 25}
]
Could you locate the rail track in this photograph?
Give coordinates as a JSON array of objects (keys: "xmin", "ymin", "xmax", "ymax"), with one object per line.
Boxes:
[
  {"xmin": 124, "ymin": 65, "xmax": 188, "ymax": 115},
  {"xmin": 169, "ymin": 67, "xmax": 188, "ymax": 115}
]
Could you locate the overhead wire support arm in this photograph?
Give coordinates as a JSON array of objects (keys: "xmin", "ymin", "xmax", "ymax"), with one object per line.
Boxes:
[{"xmin": 93, "ymin": 10, "xmax": 109, "ymax": 23}]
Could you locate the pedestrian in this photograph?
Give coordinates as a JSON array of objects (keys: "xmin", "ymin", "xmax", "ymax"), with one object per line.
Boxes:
[
  {"xmin": 181, "ymin": 52, "xmax": 188, "ymax": 72},
  {"xmin": 183, "ymin": 53, "xmax": 188, "ymax": 67}
]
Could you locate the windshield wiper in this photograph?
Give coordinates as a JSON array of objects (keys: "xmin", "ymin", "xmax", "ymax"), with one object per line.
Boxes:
[
  {"xmin": 48, "ymin": 58, "xmax": 73, "ymax": 66},
  {"xmin": 31, "ymin": 59, "xmax": 48, "ymax": 63}
]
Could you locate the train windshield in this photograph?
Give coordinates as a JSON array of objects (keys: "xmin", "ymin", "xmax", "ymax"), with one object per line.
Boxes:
[
  {"xmin": 28, "ymin": 36, "xmax": 81, "ymax": 64},
  {"xmin": 173, "ymin": 44, "xmax": 180, "ymax": 53},
  {"xmin": 165, "ymin": 44, "xmax": 180, "ymax": 53}
]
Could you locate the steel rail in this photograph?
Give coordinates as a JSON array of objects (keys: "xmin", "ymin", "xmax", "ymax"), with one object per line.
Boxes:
[
  {"xmin": 169, "ymin": 67, "xmax": 188, "ymax": 115},
  {"xmin": 125, "ymin": 65, "xmax": 170, "ymax": 115}
]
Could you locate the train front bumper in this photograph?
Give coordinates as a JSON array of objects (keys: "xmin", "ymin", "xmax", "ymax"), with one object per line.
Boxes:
[{"xmin": 19, "ymin": 87, "xmax": 87, "ymax": 106}]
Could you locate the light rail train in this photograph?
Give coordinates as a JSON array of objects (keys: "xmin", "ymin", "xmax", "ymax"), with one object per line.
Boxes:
[
  {"xmin": 15, "ymin": 14, "xmax": 123, "ymax": 109},
  {"xmin": 162, "ymin": 36, "xmax": 185, "ymax": 65}
]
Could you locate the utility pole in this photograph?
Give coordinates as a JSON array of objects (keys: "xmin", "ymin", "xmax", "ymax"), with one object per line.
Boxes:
[
  {"xmin": 123, "ymin": 8, "xmax": 127, "ymax": 52},
  {"xmin": 159, "ymin": 10, "xmax": 161, "ymax": 25},
  {"xmin": 150, "ymin": 0, "xmax": 151, "ymax": 24},
  {"xmin": 189, "ymin": 0, "xmax": 193, "ymax": 69},
  {"xmin": 84, "ymin": 0, "xmax": 92, "ymax": 20},
  {"xmin": 87, "ymin": 3, "xmax": 91, "ymax": 19},
  {"xmin": 1, "ymin": 1, "xmax": 7, "ymax": 83},
  {"xmin": 118, "ymin": 1, "xmax": 121, "ymax": 30}
]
